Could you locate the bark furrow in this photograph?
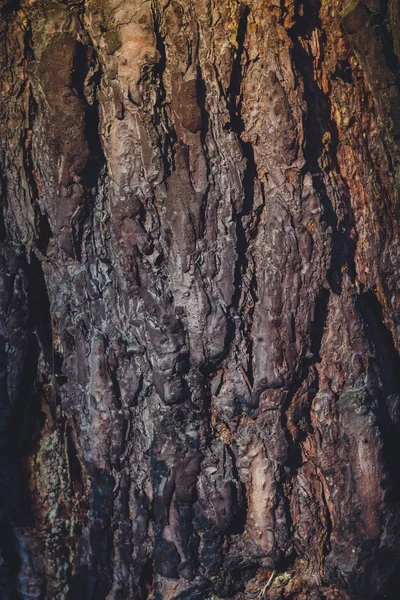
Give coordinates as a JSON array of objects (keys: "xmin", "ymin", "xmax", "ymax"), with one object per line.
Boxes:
[{"xmin": 1, "ymin": 0, "xmax": 400, "ymax": 598}]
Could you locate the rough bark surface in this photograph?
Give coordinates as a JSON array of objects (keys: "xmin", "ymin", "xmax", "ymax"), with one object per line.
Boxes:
[{"xmin": 1, "ymin": 0, "xmax": 400, "ymax": 598}]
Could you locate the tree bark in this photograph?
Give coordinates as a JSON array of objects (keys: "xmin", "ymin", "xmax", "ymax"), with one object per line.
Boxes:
[{"xmin": 1, "ymin": 0, "xmax": 400, "ymax": 598}]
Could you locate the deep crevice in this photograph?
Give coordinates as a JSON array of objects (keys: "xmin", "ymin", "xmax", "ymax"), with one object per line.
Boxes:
[
  {"xmin": 0, "ymin": 518, "xmax": 22, "ymax": 599},
  {"xmin": 224, "ymin": 5, "xmax": 258, "ymax": 388},
  {"xmin": 139, "ymin": 558, "xmax": 154, "ymax": 599},
  {"xmin": 226, "ymin": 4, "xmax": 256, "ymax": 305},
  {"xmin": 370, "ymin": 4, "xmax": 400, "ymax": 89},
  {"xmin": 26, "ymin": 253, "xmax": 53, "ymax": 370},
  {"xmin": 66, "ymin": 423, "xmax": 84, "ymax": 496},
  {"xmin": 224, "ymin": 444, "xmax": 247, "ymax": 536},
  {"xmin": 355, "ymin": 289, "xmax": 400, "ymax": 504},
  {"xmin": 35, "ymin": 209, "xmax": 53, "ymax": 256},
  {"xmin": 151, "ymin": 4, "xmax": 177, "ymax": 180},
  {"xmin": 282, "ymin": 287, "xmax": 330, "ymax": 472},
  {"xmin": 196, "ymin": 65, "xmax": 211, "ymax": 241},
  {"xmin": 320, "ymin": 477, "xmax": 333, "ymax": 558},
  {"xmin": 287, "ymin": 0, "xmax": 356, "ymax": 295},
  {"xmin": 71, "ymin": 41, "xmax": 106, "ymax": 261},
  {"xmin": 0, "ymin": 175, "xmax": 8, "ymax": 244},
  {"xmin": 23, "ymin": 89, "xmax": 39, "ymax": 203},
  {"xmin": 332, "ymin": 59, "xmax": 353, "ymax": 84},
  {"xmin": 1, "ymin": 0, "xmax": 20, "ymax": 15}
]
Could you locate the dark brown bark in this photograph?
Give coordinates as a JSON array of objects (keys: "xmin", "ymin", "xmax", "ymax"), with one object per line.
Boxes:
[{"xmin": 1, "ymin": 0, "xmax": 400, "ymax": 598}]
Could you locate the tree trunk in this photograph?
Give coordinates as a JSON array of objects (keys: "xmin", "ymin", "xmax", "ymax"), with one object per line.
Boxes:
[{"xmin": 1, "ymin": 0, "xmax": 400, "ymax": 598}]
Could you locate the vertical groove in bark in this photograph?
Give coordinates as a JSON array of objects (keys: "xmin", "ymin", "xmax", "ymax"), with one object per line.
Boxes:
[{"xmin": 1, "ymin": 0, "xmax": 400, "ymax": 598}]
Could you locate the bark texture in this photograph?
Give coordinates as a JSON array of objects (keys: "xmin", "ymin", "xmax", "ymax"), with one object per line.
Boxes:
[{"xmin": 1, "ymin": 0, "xmax": 400, "ymax": 598}]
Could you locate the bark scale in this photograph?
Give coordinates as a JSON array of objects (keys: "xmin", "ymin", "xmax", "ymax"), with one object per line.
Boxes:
[{"xmin": 1, "ymin": 0, "xmax": 400, "ymax": 598}]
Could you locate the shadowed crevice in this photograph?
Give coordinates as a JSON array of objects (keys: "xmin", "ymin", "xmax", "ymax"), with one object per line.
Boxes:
[
  {"xmin": 71, "ymin": 41, "xmax": 106, "ymax": 261},
  {"xmin": 355, "ymin": 289, "xmax": 400, "ymax": 504},
  {"xmin": 287, "ymin": 0, "xmax": 357, "ymax": 294}
]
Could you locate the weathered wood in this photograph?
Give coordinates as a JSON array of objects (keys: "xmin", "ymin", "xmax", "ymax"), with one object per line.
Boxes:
[{"xmin": 1, "ymin": 0, "xmax": 400, "ymax": 598}]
